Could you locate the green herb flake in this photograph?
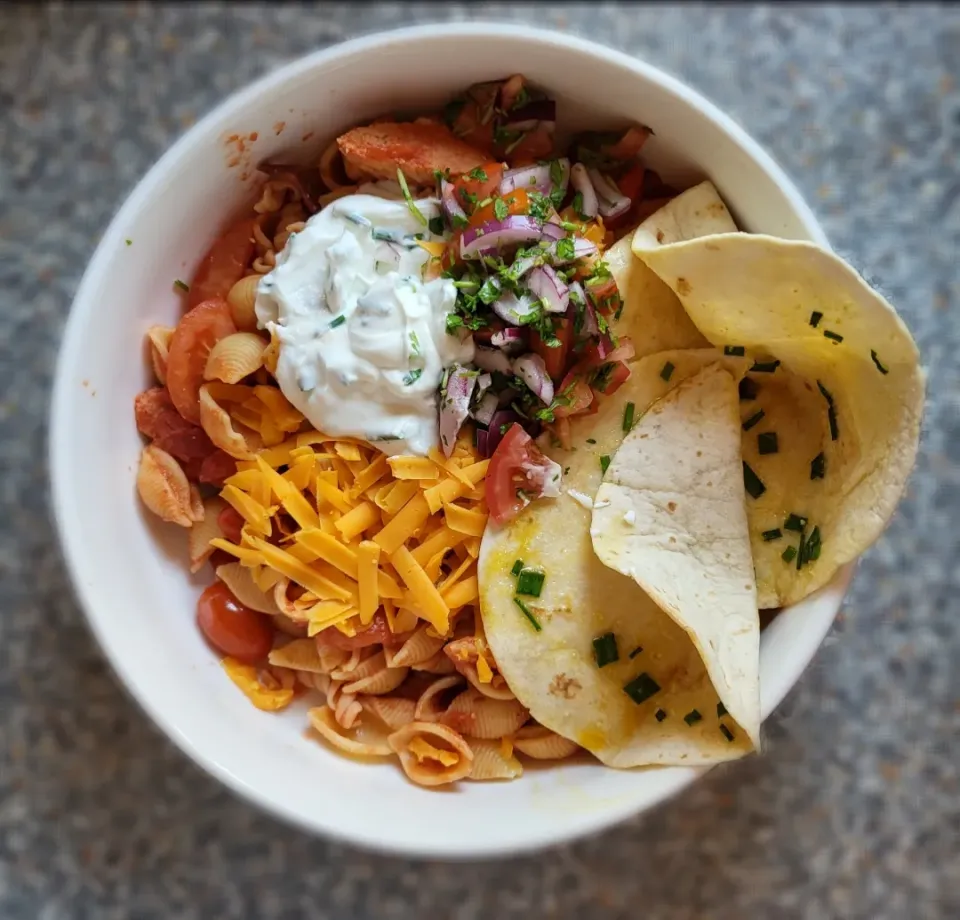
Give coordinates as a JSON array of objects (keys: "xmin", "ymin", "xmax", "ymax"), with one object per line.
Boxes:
[
  {"xmin": 513, "ymin": 597, "xmax": 542, "ymax": 631},
  {"xmin": 742, "ymin": 410, "xmax": 765, "ymax": 432},
  {"xmin": 743, "ymin": 462, "xmax": 766, "ymax": 499},
  {"xmin": 516, "ymin": 567, "xmax": 545, "ymax": 597},
  {"xmin": 173, "ymin": 279, "xmax": 189, "ymax": 293},
  {"xmin": 739, "ymin": 377, "xmax": 759, "ymax": 400},
  {"xmin": 809, "ymin": 311, "xmax": 823, "ymax": 328},
  {"xmin": 807, "ymin": 525, "xmax": 822, "ymax": 562},
  {"xmin": 549, "ymin": 159, "xmax": 564, "ymax": 187},
  {"xmin": 623, "ymin": 672, "xmax": 661, "ymax": 705},
  {"xmin": 810, "ymin": 452, "xmax": 826, "ymax": 480},
  {"xmin": 750, "ymin": 360, "xmax": 781, "ymax": 373},
  {"xmin": 329, "ymin": 315, "xmax": 346, "ymax": 329},
  {"xmin": 781, "ymin": 545, "xmax": 798, "ymax": 563},
  {"xmin": 683, "ymin": 709, "xmax": 703, "ymax": 726},
  {"xmin": 600, "ymin": 455, "xmax": 611, "ymax": 474},
  {"xmin": 493, "ymin": 197, "xmax": 509, "ymax": 221},
  {"xmin": 572, "ymin": 191, "xmax": 586, "ymax": 220},
  {"xmin": 796, "ymin": 531, "xmax": 807, "ymax": 570},
  {"xmin": 467, "ymin": 166, "xmax": 488, "ymax": 182},
  {"xmin": 445, "ymin": 313, "xmax": 464, "ymax": 334},
  {"xmin": 628, "ymin": 645, "xmax": 643, "ymax": 659},
  {"xmin": 592, "ymin": 632, "xmax": 619, "ymax": 668},
  {"xmin": 828, "ymin": 406, "xmax": 839, "ymax": 441},
  {"xmin": 655, "ymin": 708, "xmax": 667, "ymax": 722},
  {"xmin": 717, "ymin": 701, "xmax": 728, "ymax": 717},
  {"xmin": 784, "ymin": 513, "xmax": 808, "ymax": 532},
  {"xmin": 396, "ymin": 167, "xmax": 428, "ymax": 226},
  {"xmin": 125, "ymin": 239, "xmax": 132, "ymax": 246},
  {"xmin": 757, "ymin": 431, "xmax": 779, "ymax": 455},
  {"xmin": 402, "ymin": 368, "xmax": 423, "ymax": 386},
  {"xmin": 762, "ymin": 528, "xmax": 782, "ymax": 542},
  {"xmin": 724, "ymin": 345, "xmax": 746, "ymax": 357},
  {"xmin": 719, "ymin": 723, "xmax": 735, "ymax": 742},
  {"xmin": 586, "ymin": 438, "xmax": 597, "ymax": 445},
  {"xmin": 555, "ymin": 237, "xmax": 576, "ymax": 262},
  {"xmin": 823, "ymin": 330, "xmax": 844, "ymax": 343},
  {"xmin": 510, "ymin": 559, "xmax": 524, "ymax": 576},
  {"xmin": 660, "ymin": 361, "xmax": 675, "ymax": 382},
  {"xmin": 871, "ymin": 350, "xmax": 889, "ymax": 375},
  {"xmin": 622, "ymin": 402, "xmax": 635, "ymax": 433},
  {"xmin": 428, "ymin": 216, "xmax": 445, "ymax": 236},
  {"xmin": 817, "ymin": 380, "xmax": 835, "ymax": 405}
]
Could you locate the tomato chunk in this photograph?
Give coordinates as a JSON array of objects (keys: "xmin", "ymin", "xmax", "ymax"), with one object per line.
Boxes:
[
  {"xmin": 531, "ymin": 316, "xmax": 572, "ymax": 383},
  {"xmin": 196, "ymin": 582, "xmax": 273, "ymax": 664},
  {"xmin": 553, "ymin": 371, "xmax": 594, "ymax": 419},
  {"xmin": 453, "ymin": 162, "xmax": 504, "ymax": 214},
  {"xmin": 188, "ymin": 219, "xmax": 256, "ymax": 309},
  {"xmin": 487, "ymin": 423, "xmax": 561, "ymax": 525}
]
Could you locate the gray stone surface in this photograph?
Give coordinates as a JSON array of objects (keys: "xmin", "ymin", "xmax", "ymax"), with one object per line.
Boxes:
[{"xmin": 1, "ymin": 2, "xmax": 958, "ymax": 917}]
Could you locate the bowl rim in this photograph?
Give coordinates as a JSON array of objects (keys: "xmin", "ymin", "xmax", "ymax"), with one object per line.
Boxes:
[{"xmin": 49, "ymin": 21, "xmax": 843, "ymax": 858}]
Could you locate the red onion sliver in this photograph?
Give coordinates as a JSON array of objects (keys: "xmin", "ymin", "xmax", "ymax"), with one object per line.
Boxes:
[
  {"xmin": 542, "ymin": 237, "xmax": 598, "ymax": 265},
  {"xmin": 539, "ymin": 220, "xmax": 566, "ymax": 243},
  {"xmin": 500, "ymin": 164, "xmax": 552, "ymax": 196},
  {"xmin": 570, "ymin": 163, "xmax": 599, "ymax": 218},
  {"xmin": 440, "ymin": 178, "xmax": 467, "ymax": 226},
  {"xmin": 473, "ymin": 345, "xmax": 514, "ymax": 374},
  {"xmin": 472, "ymin": 391, "xmax": 499, "ymax": 426},
  {"xmin": 460, "ymin": 215, "xmax": 543, "ymax": 258},
  {"xmin": 439, "ymin": 365, "xmax": 477, "ymax": 457},
  {"xmin": 513, "ymin": 353, "xmax": 555, "ymax": 405},
  {"xmin": 490, "ymin": 327, "xmax": 526, "ymax": 352},
  {"xmin": 527, "ymin": 265, "xmax": 569, "ymax": 314},
  {"xmin": 586, "ymin": 167, "xmax": 631, "ymax": 219},
  {"xmin": 492, "ymin": 290, "xmax": 539, "ymax": 326}
]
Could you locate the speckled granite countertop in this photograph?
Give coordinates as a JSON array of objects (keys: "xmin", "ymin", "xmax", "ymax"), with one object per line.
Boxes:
[{"xmin": 2, "ymin": 3, "xmax": 958, "ymax": 918}]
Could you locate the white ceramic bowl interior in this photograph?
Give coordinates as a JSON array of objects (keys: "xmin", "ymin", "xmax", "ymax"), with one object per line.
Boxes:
[{"xmin": 50, "ymin": 24, "xmax": 851, "ymax": 858}]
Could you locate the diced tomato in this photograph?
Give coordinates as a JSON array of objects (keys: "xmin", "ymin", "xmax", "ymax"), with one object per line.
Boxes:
[
  {"xmin": 134, "ymin": 387, "xmax": 216, "ymax": 462},
  {"xmin": 530, "ymin": 316, "xmax": 572, "ymax": 383},
  {"xmin": 473, "ymin": 317, "xmax": 506, "ymax": 346},
  {"xmin": 468, "ymin": 188, "xmax": 529, "ymax": 227},
  {"xmin": 617, "ymin": 164, "xmax": 646, "ymax": 202},
  {"xmin": 196, "ymin": 582, "xmax": 273, "ymax": 664},
  {"xmin": 499, "ymin": 74, "xmax": 526, "ymax": 113},
  {"xmin": 585, "ymin": 276, "xmax": 623, "ymax": 317},
  {"xmin": 593, "ymin": 360, "xmax": 632, "ymax": 395},
  {"xmin": 188, "ymin": 218, "xmax": 256, "ymax": 309},
  {"xmin": 165, "ymin": 298, "xmax": 236, "ymax": 424},
  {"xmin": 553, "ymin": 371, "xmax": 594, "ymax": 419},
  {"xmin": 450, "ymin": 83, "xmax": 500, "ymax": 154},
  {"xmin": 453, "ymin": 162, "xmax": 504, "ymax": 213},
  {"xmin": 487, "ymin": 423, "xmax": 559, "ymax": 525},
  {"xmin": 217, "ymin": 506, "xmax": 245, "ymax": 545},
  {"xmin": 199, "ymin": 449, "xmax": 238, "ymax": 487},
  {"xmin": 504, "ymin": 124, "xmax": 555, "ymax": 167}
]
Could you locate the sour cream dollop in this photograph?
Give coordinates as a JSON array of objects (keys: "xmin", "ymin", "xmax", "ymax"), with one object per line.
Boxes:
[{"xmin": 255, "ymin": 194, "xmax": 474, "ymax": 456}]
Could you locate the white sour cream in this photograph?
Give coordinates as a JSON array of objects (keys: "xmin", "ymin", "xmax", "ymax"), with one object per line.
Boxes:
[{"xmin": 254, "ymin": 194, "xmax": 474, "ymax": 456}]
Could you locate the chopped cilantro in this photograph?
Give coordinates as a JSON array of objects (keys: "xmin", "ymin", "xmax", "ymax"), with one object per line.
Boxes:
[
  {"xmin": 409, "ymin": 330, "xmax": 421, "ymax": 356},
  {"xmin": 555, "ymin": 237, "xmax": 576, "ymax": 262},
  {"xmin": 329, "ymin": 315, "xmax": 346, "ymax": 329},
  {"xmin": 572, "ymin": 191, "xmax": 586, "ymax": 219},
  {"xmin": 467, "ymin": 166, "xmax": 488, "ymax": 181},
  {"xmin": 493, "ymin": 197, "xmax": 509, "ymax": 221},
  {"xmin": 402, "ymin": 368, "xmax": 423, "ymax": 386}
]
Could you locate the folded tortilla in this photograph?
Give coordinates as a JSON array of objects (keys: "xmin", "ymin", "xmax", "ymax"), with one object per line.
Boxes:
[{"xmin": 632, "ymin": 184, "xmax": 924, "ymax": 607}]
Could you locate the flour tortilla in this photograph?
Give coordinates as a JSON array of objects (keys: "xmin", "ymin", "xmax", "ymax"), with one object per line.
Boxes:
[
  {"xmin": 632, "ymin": 191, "xmax": 924, "ymax": 607},
  {"xmin": 591, "ymin": 363, "xmax": 760, "ymax": 750}
]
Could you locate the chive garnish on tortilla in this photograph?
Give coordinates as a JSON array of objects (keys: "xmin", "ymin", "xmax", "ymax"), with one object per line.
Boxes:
[
  {"xmin": 784, "ymin": 513, "xmax": 807, "ymax": 532},
  {"xmin": 623, "ymin": 673, "xmax": 661, "ymax": 705},
  {"xmin": 516, "ymin": 568, "xmax": 545, "ymax": 597},
  {"xmin": 513, "ymin": 597, "xmax": 542, "ymax": 631},
  {"xmin": 781, "ymin": 545, "xmax": 797, "ymax": 563},
  {"xmin": 742, "ymin": 462, "xmax": 766, "ymax": 499},
  {"xmin": 655, "ymin": 709, "xmax": 667, "ymax": 722},
  {"xmin": 750, "ymin": 360, "xmax": 780, "ymax": 373},
  {"xmin": 817, "ymin": 380, "xmax": 835, "ymax": 405},
  {"xmin": 592, "ymin": 632, "xmax": 619, "ymax": 668},
  {"xmin": 762, "ymin": 528, "xmax": 782, "ymax": 542},
  {"xmin": 719, "ymin": 724, "xmax": 735, "ymax": 742},
  {"xmin": 717, "ymin": 701, "xmax": 728, "ymax": 717},
  {"xmin": 757, "ymin": 432, "xmax": 778, "ymax": 455},
  {"xmin": 600, "ymin": 455, "xmax": 611, "ymax": 474},
  {"xmin": 871, "ymin": 350, "xmax": 889, "ymax": 375},
  {"xmin": 742, "ymin": 410, "xmax": 765, "ymax": 431},
  {"xmin": 683, "ymin": 709, "xmax": 703, "ymax": 726},
  {"xmin": 586, "ymin": 438, "xmax": 597, "ymax": 444},
  {"xmin": 823, "ymin": 330, "xmax": 844, "ymax": 343},
  {"xmin": 622, "ymin": 402, "xmax": 635, "ymax": 432},
  {"xmin": 511, "ymin": 559, "xmax": 524, "ymax": 576},
  {"xmin": 809, "ymin": 311, "xmax": 823, "ymax": 328},
  {"xmin": 396, "ymin": 168, "xmax": 428, "ymax": 226},
  {"xmin": 810, "ymin": 452, "xmax": 826, "ymax": 480},
  {"xmin": 724, "ymin": 345, "xmax": 746, "ymax": 357},
  {"xmin": 628, "ymin": 645, "xmax": 643, "ymax": 659},
  {"xmin": 796, "ymin": 532, "xmax": 807, "ymax": 570},
  {"xmin": 738, "ymin": 378, "xmax": 759, "ymax": 400},
  {"xmin": 660, "ymin": 361, "xmax": 675, "ymax": 381},
  {"xmin": 828, "ymin": 406, "xmax": 839, "ymax": 441}
]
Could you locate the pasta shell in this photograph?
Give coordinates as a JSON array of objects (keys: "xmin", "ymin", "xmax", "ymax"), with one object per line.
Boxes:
[
  {"xmin": 257, "ymin": 664, "xmax": 297, "ymax": 691},
  {"xmin": 222, "ymin": 657, "xmax": 294, "ymax": 711},
  {"xmin": 512, "ymin": 724, "xmax": 581, "ymax": 761},
  {"xmin": 273, "ymin": 613, "xmax": 308, "ymax": 637},
  {"xmin": 198, "ymin": 384, "xmax": 261, "ymax": 459},
  {"xmin": 384, "ymin": 625, "xmax": 446, "ymax": 669},
  {"xmin": 331, "ymin": 649, "xmax": 382, "ymax": 682},
  {"xmin": 441, "ymin": 689, "xmax": 529, "ymax": 740},
  {"xmin": 360, "ymin": 695, "xmax": 416, "ymax": 731},
  {"xmin": 215, "ymin": 562, "xmax": 281, "ymax": 614},
  {"xmin": 412, "ymin": 651, "xmax": 457, "ymax": 675},
  {"xmin": 146, "ymin": 325, "xmax": 174, "ymax": 384},
  {"xmin": 204, "ymin": 332, "xmax": 267, "ymax": 384},
  {"xmin": 267, "ymin": 637, "xmax": 324, "ymax": 672},
  {"xmin": 387, "ymin": 721, "xmax": 474, "ymax": 787},
  {"xmin": 309, "ymin": 706, "xmax": 391, "ymax": 758},
  {"xmin": 136, "ymin": 445, "xmax": 201, "ymax": 528},
  {"xmin": 468, "ymin": 739, "xmax": 524, "ymax": 781},
  {"xmin": 227, "ymin": 275, "xmax": 262, "ymax": 331},
  {"xmin": 263, "ymin": 327, "xmax": 281, "ymax": 375},
  {"xmin": 443, "ymin": 635, "xmax": 516, "ymax": 700},
  {"xmin": 273, "ymin": 578, "xmax": 309, "ymax": 621},
  {"xmin": 414, "ymin": 675, "xmax": 464, "ymax": 723},
  {"xmin": 343, "ymin": 664, "xmax": 408, "ymax": 696},
  {"xmin": 188, "ymin": 497, "xmax": 226, "ymax": 573},
  {"xmin": 326, "ymin": 679, "xmax": 363, "ymax": 730}
]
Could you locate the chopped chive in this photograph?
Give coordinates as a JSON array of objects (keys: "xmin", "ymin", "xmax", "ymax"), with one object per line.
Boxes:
[
  {"xmin": 513, "ymin": 597, "xmax": 542, "ymax": 631},
  {"xmin": 125, "ymin": 238, "xmax": 132, "ymax": 246},
  {"xmin": 742, "ymin": 410, "xmax": 765, "ymax": 432},
  {"xmin": 624, "ymin": 672, "xmax": 661, "ymax": 705},
  {"xmin": 738, "ymin": 377, "xmax": 759, "ymax": 401},
  {"xmin": 750, "ymin": 360, "xmax": 781, "ymax": 373},
  {"xmin": 823, "ymin": 330, "xmax": 844, "ymax": 343},
  {"xmin": 809, "ymin": 311, "xmax": 823, "ymax": 328},
  {"xmin": 724, "ymin": 345, "xmax": 746, "ymax": 357},
  {"xmin": 396, "ymin": 167, "xmax": 428, "ymax": 226},
  {"xmin": 810, "ymin": 452, "xmax": 826, "ymax": 480},
  {"xmin": 329, "ymin": 315, "xmax": 346, "ymax": 329},
  {"xmin": 600, "ymin": 455, "xmax": 611, "ymax": 474},
  {"xmin": 428, "ymin": 216, "xmax": 445, "ymax": 235},
  {"xmin": 757, "ymin": 431, "xmax": 779, "ymax": 455},
  {"xmin": 784, "ymin": 513, "xmax": 808, "ymax": 532},
  {"xmin": 586, "ymin": 438, "xmax": 597, "ymax": 445},
  {"xmin": 655, "ymin": 708, "xmax": 667, "ymax": 722},
  {"xmin": 762, "ymin": 528, "xmax": 782, "ymax": 542},
  {"xmin": 511, "ymin": 559, "xmax": 524, "ymax": 576},
  {"xmin": 742, "ymin": 462, "xmax": 766, "ymax": 499},
  {"xmin": 717, "ymin": 701, "xmax": 728, "ymax": 717},
  {"xmin": 173, "ymin": 279, "xmax": 189, "ymax": 292},
  {"xmin": 796, "ymin": 531, "xmax": 807, "ymax": 570},
  {"xmin": 817, "ymin": 380, "xmax": 834, "ymax": 406},
  {"xmin": 628, "ymin": 646, "xmax": 643, "ymax": 659},
  {"xmin": 592, "ymin": 632, "xmax": 619, "ymax": 668},
  {"xmin": 781, "ymin": 545, "xmax": 797, "ymax": 563},
  {"xmin": 683, "ymin": 709, "xmax": 703, "ymax": 726},
  {"xmin": 660, "ymin": 361, "xmax": 675, "ymax": 382},
  {"xmin": 719, "ymin": 723, "xmax": 735, "ymax": 742},
  {"xmin": 828, "ymin": 406, "xmax": 839, "ymax": 441},
  {"xmin": 622, "ymin": 402, "xmax": 635, "ymax": 432},
  {"xmin": 402, "ymin": 368, "xmax": 423, "ymax": 386},
  {"xmin": 871, "ymin": 350, "xmax": 889, "ymax": 375},
  {"xmin": 805, "ymin": 525, "xmax": 822, "ymax": 563},
  {"xmin": 516, "ymin": 568, "xmax": 545, "ymax": 597}
]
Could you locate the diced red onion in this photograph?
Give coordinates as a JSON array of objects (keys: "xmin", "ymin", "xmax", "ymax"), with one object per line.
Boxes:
[
  {"xmin": 508, "ymin": 252, "xmax": 540, "ymax": 279},
  {"xmin": 497, "ymin": 387, "xmax": 519, "ymax": 407},
  {"xmin": 502, "ymin": 99, "xmax": 557, "ymax": 131},
  {"xmin": 527, "ymin": 265, "xmax": 569, "ymax": 314},
  {"xmin": 440, "ymin": 178, "xmax": 467, "ymax": 226},
  {"xmin": 490, "ymin": 327, "xmax": 527, "ymax": 353},
  {"xmin": 473, "ymin": 345, "xmax": 514, "ymax": 374},
  {"xmin": 461, "ymin": 215, "xmax": 543, "ymax": 259},
  {"xmin": 568, "ymin": 281, "xmax": 598, "ymax": 336},
  {"xmin": 539, "ymin": 220, "xmax": 566, "ymax": 243},
  {"xmin": 438, "ymin": 365, "xmax": 477, "ymax": 457},
  {"xmin": 587, "ymin": 167, "xmax": 632, "ymax": 219},
  {"xmin": 492, "ymin": 290, "xmax": 539, "ymax": 326},
  {"xmin": 513, "ymin": 354, "xmax": 555, "ymax": 405},
  {"xmin": 482, "ymin": 409, "xmax": 522, "ymax": 458},
  {"xmin": 472, "ymin": 391, "xmax": 499, "ymax": 426},
  {"xmin": 500, "ymin": 164, "xmax": 552, "ymax": 196},
  {"xmin": 570, "ymin": 163, "xmax": 599, "ymax": 218},
  {"xmin": 477, "ymin": 373, "xmax": 493, "ymax": 392}
]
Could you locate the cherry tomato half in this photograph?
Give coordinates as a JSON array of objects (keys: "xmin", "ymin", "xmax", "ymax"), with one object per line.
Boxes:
[
  {"xmin": 486, "ymin": 423, "xmax": 557, "ymax": 525},
  {"xmin": 188, "ymin": 218, "xmax": 256, "ymax": 309},
  {"xmin": 196, "ymin": 582, "xmax": 273, "ymax": 664}
]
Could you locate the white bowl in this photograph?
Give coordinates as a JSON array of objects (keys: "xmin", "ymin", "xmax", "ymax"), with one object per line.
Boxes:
[{"xmin": 49, "ymin": 23, "xmax": 851, "ymax": 858}]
